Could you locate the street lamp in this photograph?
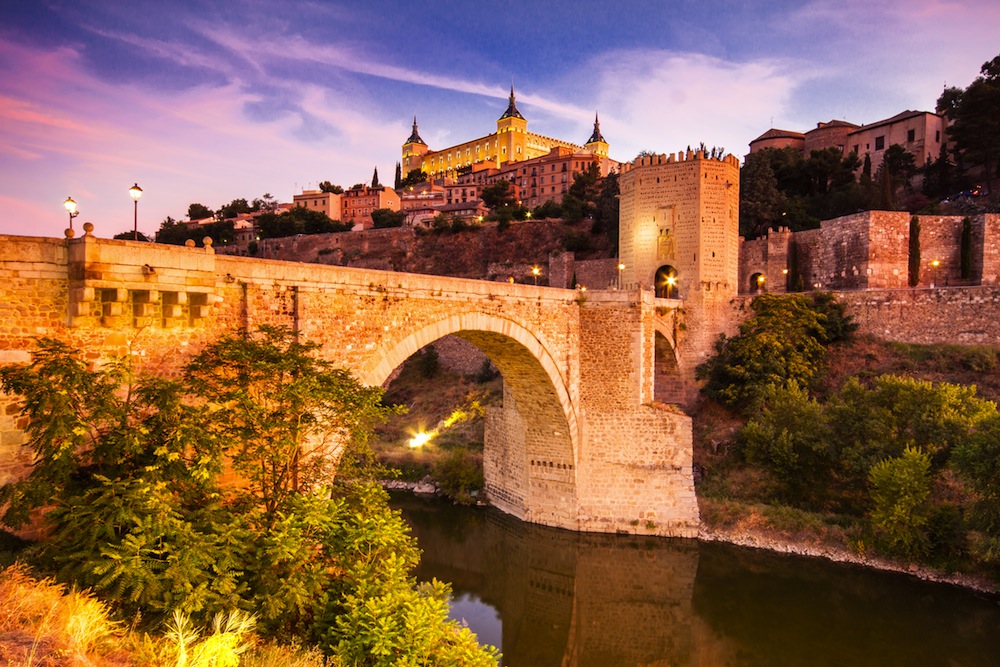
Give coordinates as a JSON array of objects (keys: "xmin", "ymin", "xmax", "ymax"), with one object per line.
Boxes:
[
  {"xmin": 63, "ymin": 196, "xmax": 79, "ymax": 233},
  {"xmin": 532, "ymin": 266, "xmax": 540, "ymax": 286},
  {"xmin": 931, "ymin": 259, "xmax": 940, "ymax": 287},
  {"xmin": 756, "ymin": 274, "xmax": 766, "ymax": 293},
  {"xmin": 617, "ymin": 262, "xmax": 625, "ymax": 289},
  {"xmin": 129, "ymin": 183, "xmax": 143, "ymax": 240}
]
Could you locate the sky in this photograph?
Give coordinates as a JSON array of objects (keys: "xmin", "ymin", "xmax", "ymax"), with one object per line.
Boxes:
[{"xmin": 1, "ymin": 0, "xmax": 998, "ymax": 240}]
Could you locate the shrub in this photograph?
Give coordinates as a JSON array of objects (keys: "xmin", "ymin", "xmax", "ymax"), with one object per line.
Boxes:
[
  {"xmin": 433, "ymin": 447, "xmax": 484, "ymax": 505},
  {"xmin": 868, "ymin": 447, "xmax": 932, "ymax": 559}
]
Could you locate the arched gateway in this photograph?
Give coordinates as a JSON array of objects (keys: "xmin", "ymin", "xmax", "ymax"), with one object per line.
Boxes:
[{"xmin": 0, "ymin": 231, "xmax": 699, "ymax": 537}]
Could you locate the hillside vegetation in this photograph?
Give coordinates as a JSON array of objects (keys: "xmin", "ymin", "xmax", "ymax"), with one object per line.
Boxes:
[{"xmin": 694, "ymin": 295, "xmax": 1000, "ymax": 584}]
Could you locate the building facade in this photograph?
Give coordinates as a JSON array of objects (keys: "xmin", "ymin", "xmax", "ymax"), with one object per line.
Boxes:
[
  {"xmin": 341, "ymin": 185, "xmax": 401, "ymax": 230},
  {"xmin": 402, "ymin": 88, "xmax": 614, "ymax": 185},
  {"xmin": 293, "ymin": 189, "xmax": 342, "ymax": 219}
]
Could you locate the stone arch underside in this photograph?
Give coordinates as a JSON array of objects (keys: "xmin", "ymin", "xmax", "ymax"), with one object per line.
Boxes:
[{"xmin": 359, "ymin": 314, "xmax": 579, "ymax": 529}]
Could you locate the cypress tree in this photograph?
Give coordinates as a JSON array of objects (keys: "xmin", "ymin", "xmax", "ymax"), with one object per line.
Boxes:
[
  {"xmin": 908, "ymin": 216, "xmax": 921, "ymax": 287},
  {"xmin": 960, "ymin": 216, "xmax": 973, "ymax": 280},
  {"xmin": 394, "ymin": 162, "xmax": 402, "ymax": 189}
]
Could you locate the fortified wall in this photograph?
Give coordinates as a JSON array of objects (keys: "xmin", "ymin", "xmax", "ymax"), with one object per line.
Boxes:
[{"xmin": 739, "ymin": 212, "xmax": 1000, "ymax": 293}]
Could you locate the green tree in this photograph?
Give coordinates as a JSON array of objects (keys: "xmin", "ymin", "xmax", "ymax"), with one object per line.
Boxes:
[
  {"xmin": 400, "ymin": 170, "xmax": 427, "ymax": 188},
  {"xmin": 592, "ymin": 169, "xmax": 620, "ymax": 251},
  {"xmin": 882, "ymin": 144, "xmax": 918, "ymax": 193},
  {"xmin": 740, "ymin": 150, "xmax": 787, "ymax": 238},
  {"xmin": 868, "ymin": 447, "xmax": 932, "ymax": 559},
  {"xmin": 370, "ymin": 208, "xmax": 405, "ymax": 229},
  {"xmin": 828, "ymin": 375, "xmax": 996, "ymax": 479},
  {"xmin": 696, "ymin": 294, "xmax": 830, "ymax": 413},
  {"xmin": 480, "ymin": 179, "xmax": 517, "ymax": 211},
  {"xmin": 319, "ymin": 181, "xmax": 344, "ymax": 194},
  {"xmin": 951, "ymin": 414, "xmax": 1000, "ymax": 564},
  {"xmin": 741, "ymin": 383, "xmax": 833, "ymax": 506},
  {"xmin": 908, "ymin": 216, "xmax": 921, "ymax": 286},
  {"xmin": 561, "ymin": 162, "xmax": 601, "ymax": 222},
  {"xmin": 394, "ymin": 162, "xmax": 402, "ymax": 190},
  {"xmin": 942, "ymin": 54, "xmax": 1000, "ymax": 195},
  {"xmin": 218, "ymin": 198, "xmax": 253, "ymax": 220},
  {"xmin": 188, "ymin": 203, "xmax": 214, "ymax": 220}
]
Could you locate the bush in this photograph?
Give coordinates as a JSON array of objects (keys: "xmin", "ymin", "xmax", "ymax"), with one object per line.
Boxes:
[
  {"xmin": 868, "ymin": 447, "xmax": 932, "ymax": 559},
  {"xmin": 696, "ymin": 294, "xmax": 830, "ymax": 413},
  {"xmin": 433, "ymin": 447, "xmax": 484, "ymax": 505}
]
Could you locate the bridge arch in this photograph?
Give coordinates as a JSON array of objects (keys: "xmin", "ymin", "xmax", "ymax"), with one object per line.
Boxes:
[{"xmin": 357, "ymin": 312, "xmax": 579, "ymax": 526}]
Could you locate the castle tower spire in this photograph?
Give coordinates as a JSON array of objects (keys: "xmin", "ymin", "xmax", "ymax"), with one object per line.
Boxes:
[
  {"xmin": 587, "ymin": 112, "xmax": 606, "ymax": 144},
  {"xmin": 406, "ymin": 115, "xmax": 425, "ymax": 145},
  {"xmin": 585, "ymin": 111, "xmax": 609, "ymax": 157},
  {"xmin": 499, "ymin": 84, "xmax": 525, "ymax": 121}
]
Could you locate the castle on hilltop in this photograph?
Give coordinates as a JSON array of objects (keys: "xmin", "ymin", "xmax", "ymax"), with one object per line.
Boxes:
[{"xmin": 402, "ymin": 87, "xmax": 619, "ymax": 210}]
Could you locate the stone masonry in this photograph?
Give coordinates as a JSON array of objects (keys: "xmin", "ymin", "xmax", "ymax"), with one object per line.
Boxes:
[{"xmin": 0, "ymin": 226, "xmax": 698, "ymax": 538}]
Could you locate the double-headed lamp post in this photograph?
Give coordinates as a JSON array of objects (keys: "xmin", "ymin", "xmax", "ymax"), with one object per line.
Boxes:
[
  {"xmin": 129, "ymin": 183, "xmax": 143, "ymax": 240},
  {"xmin": 63, "ymin": 196, "xmax": 79, "ymax": 233}
]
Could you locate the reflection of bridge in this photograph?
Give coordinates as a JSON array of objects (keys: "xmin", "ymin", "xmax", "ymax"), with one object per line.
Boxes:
[
  {"xmin": 0, "ymin": 229, "xmax": 700, "ymax": 536},
  {"xmin": 398, "ymin": 495, "xmax": 701, "ymax": 667}
]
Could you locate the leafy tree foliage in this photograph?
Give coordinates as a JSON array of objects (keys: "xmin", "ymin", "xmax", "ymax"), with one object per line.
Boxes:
[
  {"xmin": 940, "ymin": 54, "xmax": 1000, "ymax": 195},
  {"xmin": 480, "ymin": 179, "xmax": 517, "ymax": 211},
  {"xmin": 740, "ymin": 151, "xmax": 787, "ymax": 237},
  {"xmin": 399, "ymin": 170, "xmax": 427, "ymax": 188},
  {"xmin": 561, "ymin": 162, "xmax": 601, "ymax": 222},
  {"xmin": 156, "ymin": 219, "xmax": 235, "ymax": 246},
  {"xmin": 257, "ymin": 208, "xmax": 350, "ymax": 239},
  {"xmin": 696, "ymin": 294, "xmax": 836, "ymax": 413},
  {"xmin": 0, "ymin": 332, "xmax": 499, "ymax": 662},
  {"xmin": 217, "ymin": 198, "xmax": 254, "ymax": 220},
  {"xmin": 951, "ymin": 414, "xmax": 1000, "ymax": 564},
  {"xmin": 868, "ymin": 447, "xmax": 933, "ymax": 559},
  {"xmin": 740, "ymin": 147, "xmax": 866, "ymax": 236},
  {"xmin": 319, "ymin": 181, "xmax": 344, "ymax": 194},
  {"xmin": 592, "ymin": 169, "xmax": 620, "ymax": 252},
  {"xmin": 531, "ymin": 200, "xmax": 563, "ymax": 220},
  {"xmin": 112, "ymin": 231, "xmax": 151, "ymax": 241},
  {"xmin": 187, "ymin": 203, "xmax": 214, "ymax": 220},
  {"xmin": 741, "ymin": 383, "xmax": 832, "ymax": 505},
  {"xmin": 370, "ymin": 208, "xmax": 405, "ymax": 229}
]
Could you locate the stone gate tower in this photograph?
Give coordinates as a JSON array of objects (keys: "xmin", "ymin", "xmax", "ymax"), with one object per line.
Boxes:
[{"xmin": 618, "ymin": 149, "xmax": 741, "ymax": 398}]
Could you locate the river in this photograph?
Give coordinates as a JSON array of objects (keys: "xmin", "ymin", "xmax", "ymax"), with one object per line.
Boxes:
[{"xmin": 391, "ymin": 493, "xmax": 1000, "ymax": 667}]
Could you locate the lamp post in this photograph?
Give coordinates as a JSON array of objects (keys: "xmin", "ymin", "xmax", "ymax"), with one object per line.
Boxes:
[
  {"xmin": 931, "ymin": 259, "xmax": 940, "ymax": 288},
  {"xmin": 756, "ymin": 274, "xmax": 766, "ymax": 293},
  {"xmin": 617, "ymin": 262, "xmax": 625, "ymax": 289},
  {"xmin": 532, "ymin": 266, "xmax": 540, "ymax": 286},
  {"xmin": 63, "ymin": 196, "xmax": 79, "ymax": 233},
  {"xmin": 129, "ymin": 183, "xmax": 143, "ymax": 240}
]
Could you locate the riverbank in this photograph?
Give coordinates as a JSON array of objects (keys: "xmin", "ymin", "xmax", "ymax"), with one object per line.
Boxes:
[{"xmin": 699, "ymin": 524, "xmax": 999, "ymax": 595}]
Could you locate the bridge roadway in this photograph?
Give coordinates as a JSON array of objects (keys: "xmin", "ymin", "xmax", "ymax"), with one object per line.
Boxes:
[{"xmin": 0, "ymin": 228, "xmax": 699, "ymax": 536}]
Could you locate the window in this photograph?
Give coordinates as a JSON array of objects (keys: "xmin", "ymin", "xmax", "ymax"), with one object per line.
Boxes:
[
  {"xmin": 907, "ymin": 129, "xmax": 915, "ymax": 142},
  {"xmin": 875, "ymin": 136, "xmax": 885, "ymax": 150},
  {"xmin": 936, "ymin": 130, "xmax": 940, "ymax": 142},
  {"xmin": 853, "ymin": 144, "xmax": 859, "ymax": 153}
]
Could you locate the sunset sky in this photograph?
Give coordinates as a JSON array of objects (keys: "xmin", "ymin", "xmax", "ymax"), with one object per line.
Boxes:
[{"xmin": 1, "ymin": 0, "xmax": 997, "ymax": 239}]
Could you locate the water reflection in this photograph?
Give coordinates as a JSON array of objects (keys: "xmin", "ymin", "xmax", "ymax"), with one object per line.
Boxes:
[{"xmin": 393, "ymin": 494, "xmax": 1000, "ymax": 667}]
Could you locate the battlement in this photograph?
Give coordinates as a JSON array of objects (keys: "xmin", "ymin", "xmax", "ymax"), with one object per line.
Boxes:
[{"xmin": 620, "ymin": 150, "xmax": 740, "ymax": 173}]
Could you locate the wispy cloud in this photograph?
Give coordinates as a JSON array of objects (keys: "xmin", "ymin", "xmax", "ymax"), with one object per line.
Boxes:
[{"xmin": 581, "ymin": 50, "xmax": 800, "ymax": 160}]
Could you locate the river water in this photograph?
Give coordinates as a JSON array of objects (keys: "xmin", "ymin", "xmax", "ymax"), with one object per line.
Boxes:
[{"xmin": 391, "ymin": 493, "xmax": 1000, "ymax": 667}]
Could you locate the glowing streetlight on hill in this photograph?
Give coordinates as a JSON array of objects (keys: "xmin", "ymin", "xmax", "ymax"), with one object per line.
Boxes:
[
  {"xmin": 63, "ymin": 197, "xmax": 79, "ymax": 234},
  {"xmin": 129, "ymin": 183, "xmax": 143, "ymax": 240}
]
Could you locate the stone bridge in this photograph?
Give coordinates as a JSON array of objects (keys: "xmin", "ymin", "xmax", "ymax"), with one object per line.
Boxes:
[{"xmin": 0, "ymin": 228, "xmax": 698, "ymax": 537}]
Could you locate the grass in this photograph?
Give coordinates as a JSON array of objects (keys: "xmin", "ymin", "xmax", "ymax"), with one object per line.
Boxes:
[{"xmin": 0, "ymin": 564, "xmax": 328, "ymax": 667}]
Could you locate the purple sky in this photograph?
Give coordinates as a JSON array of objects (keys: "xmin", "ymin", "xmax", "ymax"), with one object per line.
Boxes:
[{"xmin": 1, "ymin": 0, "xmax": 998, "ymax": 240}]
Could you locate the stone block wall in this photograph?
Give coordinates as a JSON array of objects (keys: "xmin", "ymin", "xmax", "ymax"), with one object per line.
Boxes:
[{"xmin": 741, "ymin": 213, "xmax": 1000, "ymax": 294}]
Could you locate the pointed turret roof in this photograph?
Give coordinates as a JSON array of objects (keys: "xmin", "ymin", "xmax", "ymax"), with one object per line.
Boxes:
[
  {"xmin": 587, "ymin": 112, "xmax": 606, "ymax": 144},
  {"xmin": 371, "ymin": 166, "xmax": 380, "ymax": 188},
  {"xmin": 406, "ymin": 116, "xmax": 425, "ymax": 145},
  {"xmin": 499, "ymin": 85, "xmax": 525, "ymax": 121}
]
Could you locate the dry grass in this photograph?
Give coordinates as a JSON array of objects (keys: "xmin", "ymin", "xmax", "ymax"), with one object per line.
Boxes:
[
  {"xmin": 0, "ymin": 565, "xmax": 327, "ymax": 667},
  {"xmin": 0, "ymin": 563, "xmax": 123, "ymax": 666}
]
